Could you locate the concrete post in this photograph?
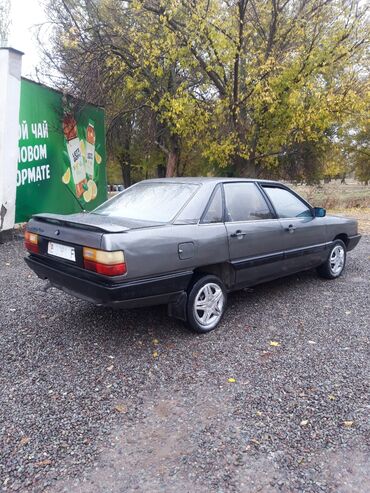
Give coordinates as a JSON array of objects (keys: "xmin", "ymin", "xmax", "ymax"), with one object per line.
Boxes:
[{"xmin": 0, "ymin": 48, "xmax": 23, "ymax": 239}]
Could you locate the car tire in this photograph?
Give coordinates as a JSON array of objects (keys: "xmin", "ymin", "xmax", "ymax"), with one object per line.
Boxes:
[
  {"xmin": 186, "ymin": 275, "xmax": 227, "ymax": 333},
  {"xmin": 317, "ymin": 239, "xmax": 347, "ymax": 279}
]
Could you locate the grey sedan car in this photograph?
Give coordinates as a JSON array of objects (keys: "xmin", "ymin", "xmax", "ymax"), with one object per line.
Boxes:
[{"xmin": 25, "ymin": 178, "xmax": 361, "ymax": 333}]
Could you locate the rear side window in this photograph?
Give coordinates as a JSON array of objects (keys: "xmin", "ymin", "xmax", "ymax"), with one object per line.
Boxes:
[
  {"xmin": 202, "ymin": 186, "xmax": 223, "ymax": 223},
  {"xmin": 224, "ymin": 183, "xmax": 273, "ymax": 222},
  {"xmin": 263, "ymin": 187, "xmax": 312, "ymax": 218}
]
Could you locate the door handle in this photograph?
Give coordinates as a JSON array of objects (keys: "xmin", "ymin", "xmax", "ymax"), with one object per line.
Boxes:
[
  {"xmin": 285, "ymin": 224, "xmax": 296, "ymax": 233},
  {"xmin": 230, "ymin": 230, "xmax": 247, "ymax": 239}
]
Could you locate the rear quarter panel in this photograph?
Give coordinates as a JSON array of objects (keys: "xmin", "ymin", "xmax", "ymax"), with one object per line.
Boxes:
[
  {"xmin": 102, "ymin": 223, "xmax": 229, "ymax": 281},
  {"xmin": 323, "ymin": 215, "xmax": 358, "ymax": 240}
]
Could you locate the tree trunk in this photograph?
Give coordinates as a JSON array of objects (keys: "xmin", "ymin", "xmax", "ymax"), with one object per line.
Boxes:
[
  {"xmin": 233, "ymin": 154, "xmax": 256, "ymax": 177},
  {"xmin": 166, "ymin": 151, "xmax": 179, "ymax": 177},
  {"xmin": 165, "ymin": 134, "xmax": 180, "ymax": 177},
  {"xmin": 120, "ymin": 162, "xmax": 131, "ymax": 188}
]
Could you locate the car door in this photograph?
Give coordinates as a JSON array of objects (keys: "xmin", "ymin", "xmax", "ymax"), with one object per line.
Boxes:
[
  {"xmin": 223, "ymin": 182, "xmax": 286, "ymax": 288},
  {"xmin": 261, "ymin": 184, "xmax": 327, "ymax": 273}
]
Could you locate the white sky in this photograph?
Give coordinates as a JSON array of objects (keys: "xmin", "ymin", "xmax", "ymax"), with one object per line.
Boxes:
[{"xmin": 8, "ymin": 0, "xmax": 48, "ymax": 78}]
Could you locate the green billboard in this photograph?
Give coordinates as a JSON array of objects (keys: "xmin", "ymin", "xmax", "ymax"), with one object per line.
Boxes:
[{"xmin": 16, "ymin": 78, "xmax": 107, "ymax": 223}]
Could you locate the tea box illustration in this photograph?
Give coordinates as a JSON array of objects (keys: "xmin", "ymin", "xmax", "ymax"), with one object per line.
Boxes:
[
  {"xmin": 63, "ymin": 115, "xmax": 87, "ymax": 198},
  {"xmin": 62, "ymin": 114, "xmax": 102, "ymax": 204}
]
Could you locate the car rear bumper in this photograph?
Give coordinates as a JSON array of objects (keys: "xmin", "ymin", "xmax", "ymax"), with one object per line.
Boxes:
[
  {"xmin": 25, "ymin": 255, "xmax": 193, "ymax": 309},
  {"xmin": 347, "ymin": 234, "xmax": 361, "ymax": 251}
]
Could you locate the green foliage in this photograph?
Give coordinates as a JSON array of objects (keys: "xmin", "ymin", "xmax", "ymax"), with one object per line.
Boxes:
[{"xmin": 44, "ymin": 0, "xmax": 369, "ymax": 181}]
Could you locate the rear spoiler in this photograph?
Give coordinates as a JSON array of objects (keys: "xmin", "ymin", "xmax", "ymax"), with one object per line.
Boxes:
[{"xmin": 31, "ymin": 213, "xmax": 129, "ymax": 233}]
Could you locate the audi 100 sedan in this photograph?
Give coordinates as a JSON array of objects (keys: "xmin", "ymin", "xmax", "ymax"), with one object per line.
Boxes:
[{"xmin": 25, "ymin": 178, "xmax": 361, "ymax": 333}]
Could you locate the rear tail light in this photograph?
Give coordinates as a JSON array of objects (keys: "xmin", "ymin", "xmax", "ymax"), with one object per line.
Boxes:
[
  {"xmin": 24, "ymin": 231, "xmax": 39, "ymax": 254},
  {"xmin": 83, "ymin": 247, "xmax": 126, "ymax": 276}
]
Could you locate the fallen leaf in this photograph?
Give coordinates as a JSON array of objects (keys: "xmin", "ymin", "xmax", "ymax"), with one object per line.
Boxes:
[
  {"xmin": 269, "ymin": 341, "xmax": 281, "ymax": 347},
  {"xmin": 5, "ymin": 262, "xmax": 10, "ymax": 266},
  {"xmin": 228, "ymin": 378, "xmax": 236, "ymax": 383},
  {"xmin": 308, "ymin": 340, "xmax": 316, "ymax": 345},
  {"xmin": 250, "ymin": 438, "xmax": 260, "ymax": 445},
  {"xmin": 152, "ymin": 338, "xmax": 159, "ymax": 345},
  {"xmin": 153, "ymin": 351, "xmax": 159, "ymax": 358},
  {"xmin": 300, "ymin": 420, "xmax": 309, "ymax": 426},
  {"xmin": 343, "ymin": 420, "xmax": 354, "ymax": 428},
  {"xmin": 114, "ymin": 404, "xmax": 127, "ymax": 413},
  {"xmin": 9, "ymin": 308, "xmax": 16, "ymax": 312},
  {"xmin": 20, "ymin": 437, "xmax": 30, "ymax": 446},
  {"xmin": 35, "ymin": 459, "xmax": 52, "ymax": 467},
  {"xmin": 106, "ymin": 365, "xmax": 114, "ymax": 371},
  {"xmin": 345, "ymin": 311, "xmax": 351, "ymax": 315},
  {"xmin": 256, "ymin": 411, "xmax": 262, "ymax": 416},
  {"xmin": 328, "ymin": 394, "xmax": 336, "ymax": 401}
]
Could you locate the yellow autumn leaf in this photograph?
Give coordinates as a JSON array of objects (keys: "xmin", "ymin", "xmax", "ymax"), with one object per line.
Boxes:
[
  {"xmin": 153, "ymin": 351, "xmax": 158, "ymax": 358},
  {"xmin": 152, "ymin": 338, "xmax": 159, "ymax": 345},
  {"xmin": 115, "ymin": 404, "xmax": 127, "ymax": 413},
  {"xmin": 270, "ymin": 341, "xmax": 281, "ymax": 347},
  {"xmin": 35, "ymin": 459, "xmax": 52, "ymax": 467},
  {"xmin": 20, "ymin": 437, "xmax": 30, "ymax": 446},
  {"xmin": 228, "ymin": 377, "xmax": 236, "ymax": 383},
  {"xmin": 343, "ymin": 420, "xmax": 354, "ymax": 428}
]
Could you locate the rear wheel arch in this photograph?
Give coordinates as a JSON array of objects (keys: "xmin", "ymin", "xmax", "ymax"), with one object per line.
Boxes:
[{"xmin": 192, "ymin": 262, "xmax": 235, "ymax": 290}]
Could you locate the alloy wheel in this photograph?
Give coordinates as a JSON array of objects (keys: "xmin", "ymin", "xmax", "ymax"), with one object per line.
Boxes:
[
  {"xmin": 330, "ymin": 245, "xmax": 345, "ymax": 275},
  {"xmin": 193, "ymin": 282, "xmax": 225, "ymax": 329}
]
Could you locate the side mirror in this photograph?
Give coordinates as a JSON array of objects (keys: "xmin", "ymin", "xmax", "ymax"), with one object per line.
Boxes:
[{"xmin": 314, "ymin": 207, "xmax": 326, "ymax": 218}]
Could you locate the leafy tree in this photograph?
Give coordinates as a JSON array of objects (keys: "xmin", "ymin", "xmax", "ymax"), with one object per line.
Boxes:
[
  {"xmin": 42, "ymin": 0, "xmax": 369, "ymax": 180},
  {"xmin": 132, "ymin": 0, "xmax": 368, "ymax": 176},
  {"xmin": 350, "ymin": 123, "xmax": 370, "ymax": 185}
]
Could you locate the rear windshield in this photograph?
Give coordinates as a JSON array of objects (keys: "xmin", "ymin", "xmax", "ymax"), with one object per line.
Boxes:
[{"xmin": 93, "ymin": 182, "xmax": 199, "ymax": 222}]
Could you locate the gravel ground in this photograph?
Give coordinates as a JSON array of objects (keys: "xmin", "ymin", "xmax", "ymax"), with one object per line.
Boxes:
[{"xmin": 0, "ymin": 237, "xmax": 369, "ymax": 493}]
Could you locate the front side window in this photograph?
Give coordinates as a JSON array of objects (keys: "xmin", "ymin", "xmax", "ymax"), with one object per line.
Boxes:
[
  {"xmin": 202, "ymin": 186, "xmax": 223, "ymax": 223},
  {"xmin": 263, "ymin": 187, "xmax": 312, "ymax": 218},
  {"xmin": 224, "ymin": 183, "xmax": 273, "ymax": 222},
  {"xmin": 93, "ymin": 182, "xmax": 199, "ymax": 222}
]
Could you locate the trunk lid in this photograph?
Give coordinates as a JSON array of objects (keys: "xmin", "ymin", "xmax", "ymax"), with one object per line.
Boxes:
[{"xmin": 26, "ymin": 212, "xmax": 165, "ymax": 270}]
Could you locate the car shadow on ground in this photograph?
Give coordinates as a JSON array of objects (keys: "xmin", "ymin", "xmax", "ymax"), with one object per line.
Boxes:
[{"xmin": 62, "ymin": 266, "xmax": 322, "ymax": 346}]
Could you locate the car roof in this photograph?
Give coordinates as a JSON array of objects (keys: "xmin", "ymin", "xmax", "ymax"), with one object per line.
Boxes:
[{"xmin": 142, "ymin": 177, "xmax": 279, "ymax": 185}]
